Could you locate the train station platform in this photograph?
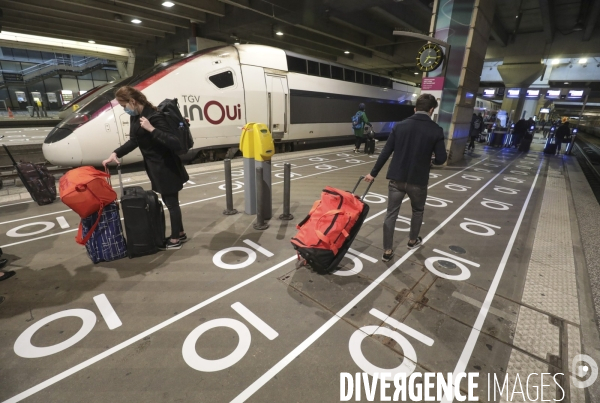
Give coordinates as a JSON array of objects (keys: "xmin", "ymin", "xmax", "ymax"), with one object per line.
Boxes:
[{"xmin": 1, "ymin": 144, "xmax": 600, "ymax": 402}]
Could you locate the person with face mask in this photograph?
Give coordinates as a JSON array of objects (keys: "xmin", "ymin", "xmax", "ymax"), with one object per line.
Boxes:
[{"xmin": 102, "ymin": 86, "xmax": 189, "ymax": 250}]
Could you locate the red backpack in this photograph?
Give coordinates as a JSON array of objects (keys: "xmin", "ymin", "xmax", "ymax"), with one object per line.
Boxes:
[
  {"xmin": 59, "ymin": 166, "xmax": 117, "ymax": 245},
  {"xmin": 291, "ymin": 186, "xmax": 367, "ymax": 272}
]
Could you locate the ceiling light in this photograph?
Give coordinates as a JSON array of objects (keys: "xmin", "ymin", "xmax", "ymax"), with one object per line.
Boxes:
[
  {"xmin": 550, "ymin": 59, "xmax": 559, "ymax": 65},
  {"xmin": 234, "ymin": 42, "xmax": 240, "ymax": 45},
  {"xmin": 564, "ymin": 82, "xmax": 569, "ymax": 84},
  {"xmin": 414, "ymin": 72, "xmax": 419, "ymax": 75},
  {"xmin": 275, "ymin": 31, "xmax": 284, "ymax": 36},
  {"xmin": 579, "ymin": 58, "xmax": 588, "ymax": 64},
  {"xmin": 180, "ymin": 53, "xmax": 185, "ymax": 56},
  {"xmin": 344, "ymin": 51, "xmax": 350, "ymax": 54},
  {"xmin": 412, "ymin": 93, "xmax": 417, "ymax": 97},
  {"xmin": 88, "ymin": 40, "xmax": 95, "ymax": 44},
  {"xmin": 131, "ymin": 19, "xmax": 142, "ymax": 24},
  {"xmin": 162, "ymin": 1, "xmax": 175, "ymax": 6}
]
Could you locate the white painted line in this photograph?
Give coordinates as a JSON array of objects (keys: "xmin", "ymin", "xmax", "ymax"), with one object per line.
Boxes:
[
  {"xmin": 440, "ymin": 161, "xmax": 543, "ymax": 403},
  {"xmin": 432, "ymin": 248, "xmax": 481, "ymax": 268},
  {"xmin": 0, "ymin": 200, "xmax": 34, "ymax": 209},
  {"xmin": 186, "ymin": 180, "xmax": 196, "ymax": 185},
  {"xmin": 56, "ymin": 216, "xmax": 70, "ymax": 229},
  {"xmin": 230, "ymin": 160, "xmax": 515, "ymax": 403},
  {"xmin": 450, "ymin": 292, "xmax": 517, "ymax": 323},
  {"xmin": 464, "ymin": 217, "xmax": 501, "ymax": 228},
  {"xmin": 92, "ymin": 294, "xmax": 122, "ymax": 330},
  {"xmin": 347, "ymin": 248, "xmax": 377, "ymax": 263},
  {"xmin": 369, "ymin": 308, "xmax": 434, "ymax": 346},
  {"xmin": 0, "ymin": 209, "xmax": 71, "ymax": 226},
  {"xmin": 231, "ymin": 302, "xmax": 278, "ymax": 340},
  {"xmin": 243, "ymin": 239, "xmax": 273, "ymax": 257},
  {"xmin": 3, "ymin": 256, "xmax": 297, "ymax": 403},
  {"xmin": 0, "ymin": 228, "xmax": 78, "ymax": 249}
]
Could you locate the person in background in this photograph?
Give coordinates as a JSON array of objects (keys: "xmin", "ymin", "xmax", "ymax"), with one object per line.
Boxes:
[
  {"xmin": 467, "ymin": 113, "xmax": 483, "ymax": 152},
  {"xmin": 364, "ymin": 94, "xmax": 447, "ymax": 262},
  {"xmin": 102, "ymin": 86, "xmax": 189, "ymax": 250},
  {"xmin": 352, "ymin": 103, "xmax": 372, "ymax": 153},
  {"xmin": 512, "ymin": 118, "xmax": 528, "ymax": 148},
  {"xmin": 0, "ymin": 248, "xmax": 15, "ymax": 282},
  {"xmin": 555, "ymin": 117, "xmax": 570, "ymax": 156}
]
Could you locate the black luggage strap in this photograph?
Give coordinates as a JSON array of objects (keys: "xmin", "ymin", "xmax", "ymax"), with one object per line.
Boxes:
[{"xmin": 351, "ymin": 176, "xmax": 374, "ymax": 201}]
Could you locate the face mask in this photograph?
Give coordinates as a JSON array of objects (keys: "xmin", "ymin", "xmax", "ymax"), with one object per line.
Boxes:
[{"xmin": 124, "ymin": 103, "xmax": 139, "ymax": 116}]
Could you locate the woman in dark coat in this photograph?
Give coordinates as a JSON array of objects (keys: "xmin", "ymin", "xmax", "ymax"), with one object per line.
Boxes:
[{"xmin": 103, "ymin": 86, "xmax": 189, "ymax": 249}]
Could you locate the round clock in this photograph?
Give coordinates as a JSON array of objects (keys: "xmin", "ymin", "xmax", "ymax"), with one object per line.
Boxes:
[{"xmin": 416, "ymin": 43, "xmax": 444, "ymax": 72}]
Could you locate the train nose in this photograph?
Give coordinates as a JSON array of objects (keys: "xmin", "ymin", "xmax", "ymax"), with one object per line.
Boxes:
[{"xmin": 42, "ymin": 135, "xmax": 83, "ymax": 166}]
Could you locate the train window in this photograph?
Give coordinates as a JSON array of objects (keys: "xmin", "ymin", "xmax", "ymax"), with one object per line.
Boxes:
[
  {"xmin": 319, "ymin": 63, "xmax": 331, "ymax": 78},
  {"xmin": 307, "ymin": 60, "xmax": 319, "ymax": 76},
  {"xmin": 356, "ymin": 71, "xmax": 364, "ymax": 83},
  {"xmin": 344, "ymin": 69, "xmax": 355, "ymax": 82},
  {"xmin": 287, "ymin": 55, "xmax": 307, "ymax": 74},
  {"xmin": 381, "ymin": 78, "xmax": 392, "ymax": 88},
  {"xmin": 364, "ymin": 74, "xmax": 372, "ymax": 85},
  {"xmin": 371, "ymin": 75, "xmax": 381, "ymax": 86},
  {"xmin": 209, "ymin": 70, "xmax": 234, "ymax": 88},
  {"xmin": 331, "ymin": 66, "xmax": 343, "ymax": 80}
]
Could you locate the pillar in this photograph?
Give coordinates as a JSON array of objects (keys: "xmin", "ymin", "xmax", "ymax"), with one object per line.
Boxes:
[{"xmin": 429, "ymin": 0, "xmax": 496, "ymax": 164}]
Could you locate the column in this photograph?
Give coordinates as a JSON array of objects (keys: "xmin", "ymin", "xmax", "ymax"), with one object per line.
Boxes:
[{"xmin": 430, "ymin": 0, "xmax": 496, "ymax": 164}]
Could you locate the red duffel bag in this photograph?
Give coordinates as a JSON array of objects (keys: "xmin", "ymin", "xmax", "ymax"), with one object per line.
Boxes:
[{"xmin": 59, "ymin": 166, "xmax": 117, "ymax": 245}]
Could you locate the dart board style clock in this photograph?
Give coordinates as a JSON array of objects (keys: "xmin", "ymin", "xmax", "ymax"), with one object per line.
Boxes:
[{"xmin": 416, "ymin": 43, "xmax": 444, "ymax": 72}]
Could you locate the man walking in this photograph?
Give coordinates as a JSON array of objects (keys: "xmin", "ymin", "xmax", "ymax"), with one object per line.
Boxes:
[
  {"xmin": 352, "ymin": 103, "xmax": 372, "ymax": 153},
  {"xmin": 364, "ymin": 94, "xmax": 447, "ymax": 262}
]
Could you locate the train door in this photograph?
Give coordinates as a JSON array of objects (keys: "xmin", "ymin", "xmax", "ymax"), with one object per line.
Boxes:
[
  {"xmin": 265, "ymin": 74, "xmax": 288, "ymax": 139},
  {"xmin": 116, "ymin": 111, "xmax": 143, "ymax": 163}
]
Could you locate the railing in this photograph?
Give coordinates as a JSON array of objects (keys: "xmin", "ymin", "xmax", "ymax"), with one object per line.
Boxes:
[{"xmin": 18, "ymin": 57, "xmax": 107, "ymax": 76}]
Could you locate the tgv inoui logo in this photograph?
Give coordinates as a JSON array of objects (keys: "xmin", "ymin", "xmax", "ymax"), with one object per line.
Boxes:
[{"xmin": 181, "ymin": 95, "xmax": 241, "ymax": 125}]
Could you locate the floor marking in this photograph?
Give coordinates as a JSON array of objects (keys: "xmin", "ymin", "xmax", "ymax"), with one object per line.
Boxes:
[
  {"xmin": 0, "ymin": 200, "xmax": 34, "ymax": 209},
  {"xmin": 55, "ymin": 216, "xmax": 70, "ymax": 229},
  {"xmin": 450, "ymin": 291, "xmax": 517, "ymax": 323},
  {"xmin": 369, "ymin": 308, "xmax": 434, "ymax": 346},
  {"xmin": 440, "ymin": 161, "xmax": 543, "ymax": 403},
  {"xmin": 92, "ymin": 294, "xmax": 122, "ymax": 330},
  {"xmin": 347, "ymin": 248, "xmax": 377, "ymax": 263},
  {"xmin": 230, "ymin": 160, "xmax": 515, "ymax": 403},
  {"xmin": 186, "ymin": 180, "xmax": 196, "ymax": 185},
  {"xmin": 463, "ymin": 217, "xmax": 501, "ymax": 228},
  {"xmin": 3, "ymin": 256, "xmax": 297, "ymax": 403},
  {"xmin": 243, "ymin": 239, "xmax": 274, "ymax": 257},
  {"xmin": 231, "ymin": 302, "xmax": 279, "ymax": 340},
  {"xmin": 0, "ymin": 209, "xmax": 71, "ymax": 226},
  {"xmin": 432, "ymin": 248, "xmax": 480, "ymax": 268}
]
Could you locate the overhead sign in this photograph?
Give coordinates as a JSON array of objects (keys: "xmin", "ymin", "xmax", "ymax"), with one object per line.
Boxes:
[
  {"xmin": 568, "ymin": 90, "xmax": 584, "ymax": 98},
  {"xmin": 540, "ymin": 108, "xmax": 550, "ymax": 113},
  {"xmin": 546, "ymin": 89, "xmax": 561, "ymax": 98},
  {"xmin": 421, "ymin": 77, "xmax": 445, "ymax": 91},
  {"xmin": 526, "ymin": 89, "xmax": 540, "ymax": 98},
  {"xmin": 483, "ymin": 89, "xmax": 495, "ymax": 97},
  {"xmin": 506, "ymin": 89, "xmax": 520, "ymax": 98}
]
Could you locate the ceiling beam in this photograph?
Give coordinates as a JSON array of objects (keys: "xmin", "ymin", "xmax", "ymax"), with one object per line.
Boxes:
[
  {"xmin": 0, "ymin": 3, "xmax": 158, "ymax": 39},
  {"xmin": 367, "ymin": 6, "xmax": 425, "ymax": 34},
  {"xmin": 538, "ymin": 0, "xmax": 554, "ymax": 43},
  {"xmin": 111, "ymin": 0, "xmax": 207, "ymax": 23},
  {"xmin": 168, "ymin": 0, "xmax": 226, "ymax": 17},
  {"xmin": 54, "ymin": 0, "xmax": 179, "ymax": 32},
  {"xmin": 490, "ymin": 14, "xmax": 509, "ymax": 46},
  {"xmin": 1, "ymin": 24, "xmax": 140, "ymax": 49},
  {"xmin": 584, "ymin": 0, "xmax": 600, "ymax": 40},
  {"xmin": 3, "ymin": 0, "xmax": 172, "ymax": 35}
]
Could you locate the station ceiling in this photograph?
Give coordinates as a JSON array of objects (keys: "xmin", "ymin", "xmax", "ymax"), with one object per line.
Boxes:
[{"xmin": 0, "ymin": 0, "xmax": 599, "ymax": 82}]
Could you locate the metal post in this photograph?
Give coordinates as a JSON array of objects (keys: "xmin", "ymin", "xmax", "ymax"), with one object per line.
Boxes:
[
  {"xmin": 253, "ymin": 166, "xmax": 269, "ymax": 230},
  {"xmin": 279, "ymin": 163, "xmax": 294, "ymax": 220},
  {"xmin": 223, "ymin": 159, "xmax": 238, "ymax": 215}
]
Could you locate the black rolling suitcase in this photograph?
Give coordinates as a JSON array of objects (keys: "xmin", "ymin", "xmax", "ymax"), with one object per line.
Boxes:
[
  {"xmin": 291, "ymin": 177, "xmax": 373, "ymax": 273},
  {"xmin": 543, "ymin": 138, "xmax": 557, "ymax": 155},
  {"xmin": 118, "ymin": 166, "xmax": 166, "ymax": 258},
  {"xmin": 2, "ymin": 144, "xmax": 56, "ymax": 205},
  {"xmin": 364, "ymin": 138, "xmax": 376, "ymax": 154},
  {"xmin": 519, "ymin": 136, "xmax": 532, "ymax": 152}
]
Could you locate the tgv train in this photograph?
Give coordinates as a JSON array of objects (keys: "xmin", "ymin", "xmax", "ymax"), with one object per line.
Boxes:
[{"xmin": 43, "ymin": 44, "xmax": 417, "ymax": 166}]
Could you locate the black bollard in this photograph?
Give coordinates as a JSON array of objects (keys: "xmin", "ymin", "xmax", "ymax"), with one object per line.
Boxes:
[
  {"xmin": 279, "ymin": 163, "xmax": 294, "ymax": 220},
  {"xmin": 253, "ymin": 166, "xmax": 269, "ymax": 230},
  {"xmin": 223, "ymin": 159, "xmax": 238, "ymax": 215}
]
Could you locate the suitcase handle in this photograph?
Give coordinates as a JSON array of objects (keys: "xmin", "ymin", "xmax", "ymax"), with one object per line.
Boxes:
[{"xmin": 351, "ymin": 176, "xmax": 374, "ymax": 201}]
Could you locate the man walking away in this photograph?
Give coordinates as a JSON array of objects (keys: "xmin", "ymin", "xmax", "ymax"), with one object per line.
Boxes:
[
  {"xmin": 364, "ymin": 94, "xmax": 447, "ymax": 262},
  {"xmin": 512, "ymin": 118, "xmax": 527, "ymax": 148},
  {"xmin": 468, "ymin": 113, "xmax": 483, "ymax": 151},
  {"xmin": 352, "ymin": 103, "xmax": 372, "ymax": 153},
  {"xmin": 555, "ymin": 117, "xmax": 570, "ymax": 156}
]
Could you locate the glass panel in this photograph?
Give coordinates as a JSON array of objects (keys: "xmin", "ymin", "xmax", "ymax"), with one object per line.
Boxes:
[
  {"xmin": 286, "ymin": 55, "xmax": 307, "ymax": 74},
  {"xmin": 363, "ymin": 74, "xmax": 372, "ymax": 85},
  {"xmin": 208, "ymin": 70, "xmax": 234, "ymax": 88},
  {"xmin": 92, "ymin": 70, "xmax": 107, "ymax": 80},
  {"xmin": 307, "ymin": 60, "xmax": 319, "ymax": 76},
  {"xmin": 356, "ymin": 72, "xmax": 364, "ymax": 84},
  {"xmin": 319, "ymin": 63, "xmax": 330, "ymax": 78},
  {"xmin": 344, "ymin": 69, "xmax": 355, "ymax": 82},
  {"xmin": 331, "ymin": 66, "xmax": 343, "ymax": 80}
]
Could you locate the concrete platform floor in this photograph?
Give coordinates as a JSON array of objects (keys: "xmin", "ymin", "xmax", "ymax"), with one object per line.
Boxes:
[{"xmin": 1, "ymin": 144, "xmax": 599, "ymax": 403}]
